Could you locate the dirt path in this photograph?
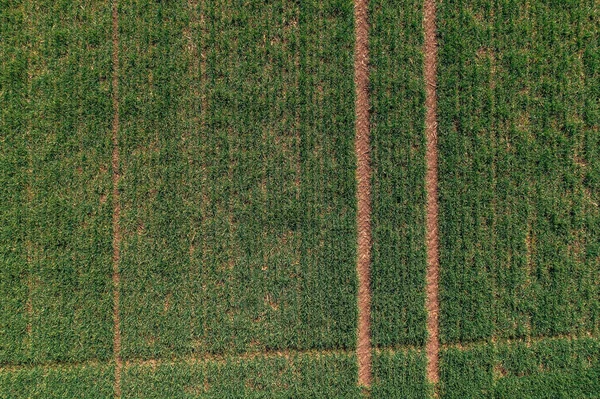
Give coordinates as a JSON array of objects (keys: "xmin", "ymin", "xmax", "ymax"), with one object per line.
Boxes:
[
  {"xmin": 111, "ymin": 2, "xmax": 123, "ymax": 397},
  {"xmin": 424, "ymin": 0, "xmax": 440, "ymax": 389},
  {"xmin": 354, "ymin": 0, "xmax": 372, "ymax": 389}
]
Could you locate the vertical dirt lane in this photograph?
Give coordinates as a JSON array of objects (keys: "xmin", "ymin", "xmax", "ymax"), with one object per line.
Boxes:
[
  {"xmin": 424, "ymin": 0, "xmax": 440, "ymax": 388},
  {"xmin": 111, "ymin": 1, "xmax": 123, "ymax": 397},
  {"xmin": 354, "ymin": 0, "xmax": 372, "ymax": 389}
]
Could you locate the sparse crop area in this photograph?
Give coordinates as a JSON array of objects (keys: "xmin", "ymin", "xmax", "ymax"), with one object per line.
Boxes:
[{"xmin": 1, "ymin": 0, "xmax": 598, "ymax": 398}]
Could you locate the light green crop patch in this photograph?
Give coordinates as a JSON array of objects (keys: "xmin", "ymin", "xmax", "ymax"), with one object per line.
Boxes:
[
  {"xmin": 440, "ymin": 337, "xmax": 600, "ymax": 399},
  {"xmin": 123, "ymin": 353, "xmax": 360, "ymax": 398},
  {"xmin": 438, "ymin": 0, "xmax": 599, "ymax": 344},
  {"xmin": 0, "ymin": 364, "xmax": 114, "ymax": 399}
]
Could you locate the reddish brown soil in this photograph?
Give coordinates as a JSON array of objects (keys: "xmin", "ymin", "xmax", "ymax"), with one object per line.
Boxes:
[
  {"xmin": 354, "ymin": 0, "xmax": 372, "ymax": 388},
  {"xmin": 424, "ymin": 0, "xmax": 440, "ymax": 388}
]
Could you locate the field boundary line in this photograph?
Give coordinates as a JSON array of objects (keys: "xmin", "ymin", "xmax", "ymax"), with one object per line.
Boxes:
[
  {"xmin": 424, "ymin": 0, "xmax": 440, "ymax": 390},
  {"xmin": 1, "ymin": 332, "xmax": 597, "ymax": 373},
  {"xmin": 111, "ymin": 1, "xmax": 123, "ymax": 398},
  {"xmin": 354, "ymin": 0, "xmax": 372, "ymax": 389}
]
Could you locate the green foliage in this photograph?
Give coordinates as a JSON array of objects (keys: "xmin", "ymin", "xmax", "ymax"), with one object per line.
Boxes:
[
  {"xmin": 0, "ymin": 0, "xmax": 29, "ymax": 364},
  {"xmin": 123, "ymin": 354, "xmax": 360, "ymax": 398},
  {"xmin": 118, "ymin": 0, "xmax": 356, "ymax": 360},
  {"xmin": 372, "ymin": 350, "xmax": 430, "ymax": 399},
  {"xmin": 438, "ymin": 0, "xmax": 600, "ymax": 344},
  {"xmin": 0, "ymin": 0, "xmax": 114, "ymax": 364},
  {"xmin": 440, "ymin": 346, "xmax": 495, "ymax": 398},
  {"xmin": 0, "ymin": 365, "xmax": 114, "ymax": 399},
  {"xmin": 440, "ymin": 337, "xmax": 600, "ymax": 398},
  {"xmin": 123, "ymin": 351, "xmax": 430, "ymax": 399},
  {"xmin": 370, "ymin": 0, "xmax": 427, "ymax": 348},
  {"xmin": 0, "ymin": 0, "xmax": 598, "ymax": 397}
]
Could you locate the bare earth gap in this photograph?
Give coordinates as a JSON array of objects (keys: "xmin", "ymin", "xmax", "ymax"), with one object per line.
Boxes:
[
  {"xmin": 1, "ymin": 332, "xmax": 595, "ymax": 373},
  {"xmin": 111, "ymin": 1, "xmax": 123, "ymax": 398},
  {"xmin": 424, "ymin": 0, "xmax": 440, "ymax": 388},
  {"xmin": 354, "ymin": 0, "xmax": 373, "ymax": 388}
]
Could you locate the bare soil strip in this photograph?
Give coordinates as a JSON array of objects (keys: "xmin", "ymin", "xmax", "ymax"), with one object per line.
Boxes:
[
  {"xmin": 424, "ymin": 0, "xmax": 440, "ymax": 388},
  {"xmin": 354, "ymin": 0, "xmax": 372, "ymax": 388},
  {"xmin": 111, "ymin": 2, "xmax": 123, "ymax": 398}
]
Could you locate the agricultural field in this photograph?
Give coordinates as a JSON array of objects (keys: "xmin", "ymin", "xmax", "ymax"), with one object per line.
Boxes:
[{"xmin": 0, "ymin": 0, "xmax": 598, "ymax": 398}]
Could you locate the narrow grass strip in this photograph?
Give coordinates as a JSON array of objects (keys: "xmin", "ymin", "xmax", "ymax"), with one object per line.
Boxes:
[
  {"xmin": 354, "ymin": 0, "xmax": 373, "ymax": 389},
  {"xmin": 423, "ymin": 0, "xmax": 440, "ymax": 389},
  {"xmin": 111, "ymin": 1, "xmax": 123, "ymax": 397}
]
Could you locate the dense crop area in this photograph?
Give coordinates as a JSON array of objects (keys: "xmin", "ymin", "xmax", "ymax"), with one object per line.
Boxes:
[
  {"xmin": 441, "ymin": 337, "xmax": 600, "ymax": 398},
  {"xmin": 0, "ymin": 0, "xmax": 598, "ymax": 397},
  {"xmin": 370, "ymin": 0, "xmax": 427, "ymax": 349},
  {"xmin": 0, "ymin": 0, "xmax": 114, "ymax": 364},
  {"xmin": 117, "ymin": 0, "xmax": 356, "ymax": 359},
  {"xmin": 438, "ymin": 0, "xmax": 599, "ymax": 344}
]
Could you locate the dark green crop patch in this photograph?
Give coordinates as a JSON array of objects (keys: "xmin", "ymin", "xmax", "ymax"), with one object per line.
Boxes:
[
  {"xmin": 0, "ymin": 0, "xmax": 598, "ymax": 397},
  {"xmin": 0, "ymin": 0, "xmax": 114, "ymax": 365},
  {"xmin": 438, "ymin": 0, "xmax": 599, "ymax": 344},
  {"xmin": 440, "ymin": 337, "xmax": 600, "ymax": 399},
  {"xmin": 372, "ymin": 350, "xmax": 430, "ymax": 399},
  {"xmin": 370, "ymin": 0, "xmax": 427, "ymax": 349},
  {"xmin": 117, "ymin": 0, "xmax": 356, "ymax": 360}
]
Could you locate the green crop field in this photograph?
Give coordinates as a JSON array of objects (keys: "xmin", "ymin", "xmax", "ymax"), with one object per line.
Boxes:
[{"xmin": 0, "ymin": 0, "xmax": 598, "ymax": 398}]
